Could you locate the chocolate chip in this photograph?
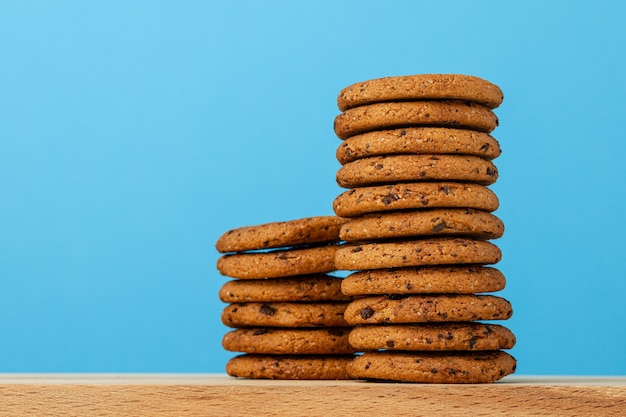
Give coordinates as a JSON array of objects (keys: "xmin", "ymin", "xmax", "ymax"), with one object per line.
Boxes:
[
  {"xmin": 439, "ymin": 185, "xmax": 451, "ymax": 195},
  {"xmin": 405, "ymin": 283, "xmax": 413, "ymax": 290},
  {"xmin": 400, "ymin": 129, "xmax": 407, "ymax": 136},
  {"xmin": 386, "ymin": 340, "xmax": 395, "ymax": 348},
  {"xmin": 486, "ymin": 167, "xmax": 497, "ymax": 176},
  {"xmin": 359, "ymin": 307, "xmax": 375, "ymax": 319},
  {"xmin": 469, "ymin": 336, "xmax": 478, "ymax": 348},
  {"xmin": 375, "ymin": 163, "xmax": 384, "ymax": 170},
  {"xmin": 253, "ymin": 329, "xmax": 269, "ymax": 336},
  {"xmin": 432, "ymin": 222, "xmax": 446, "ymax": 232},
  {"xmin": 351, "ymin": 246, "xmax": 363, "ymax": 253},
  {"xmin": 418, "ymin": 171, "xmax": 426, "ymax": 178},
  {"xmin": 259, "ymin": 304, "xmax": 276, "ymax": 316},
  {"xmin": 479, "ymin": 143, "xmax": 491, "ymax": 152},
  {"xmin": 431, "ymin": 368, "xmax": 438, "ymax": 374}
]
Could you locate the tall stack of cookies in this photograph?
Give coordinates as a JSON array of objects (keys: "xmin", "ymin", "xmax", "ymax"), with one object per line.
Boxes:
[
  {"xmin": 216, "ymin": 216, "xmax": 356, "ymax": 379},
  {"xmin": 332, "ymin": 74, "xmax": 517, "ymax": 383}
]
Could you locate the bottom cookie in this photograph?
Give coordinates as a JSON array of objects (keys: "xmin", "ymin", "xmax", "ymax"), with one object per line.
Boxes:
[
  {"xmin": 226, "ymin": 354, "xmax": 355, "ymax": 380},
  {"xmin": 347, "ymin": 351, "xmax": 516, "ymax": 383}
]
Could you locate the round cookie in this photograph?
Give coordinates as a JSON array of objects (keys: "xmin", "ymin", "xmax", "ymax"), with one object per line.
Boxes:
[
  {"xmin": 339, "ymin": 209, "xmax": 504, "ymax": 242},
  {"xmin": 333, "ymin": 182, "xmax": 499, "ymax": 218},
  {"xmin": 221, "ymin": 302, "xmax": 350, "ymax": 328},
  {"xmin": 336, "ymin": 155, "xmax": 498, "ymax": 188},
  {"xmin": 219, "ymin": 275, "xmax": 352, "ymax": 303},
  {"xmin": 342, "ymin": 294, "xmax": 513, "ymax": 325},
  {"xmin": 341, "ymin": 266, "xmax": 506, "ymax": 295},
  {"xmin": 336, "ymin": 127, "xmax": 501, "ymax": 164},
  {"xmin": 334, "ymin": 101, "xmax": 499, "ymax": 140},
  {"xmin": 346, "ymin": 351, "xmax": 516, "ymax": 383},
  {"xmin": 334, "ymin": 238, "xmax": 501, "ymax": 271},
  {"xmin": 337, "ymin": 74, "xmax": 504, "ymax": 111},
  {"xmin": 223, "ymin": 328, "xmax": 355, "ymax": 354},
  {"xmin": 227, "ymin": 354, "xmax": 354, "ymax": 380},
  {"xmin": 216, "ymin": 216, "xmax": 347, "ymax": 253},
  {"xmin": 217, "ymin": 245, "xmax": 338, "ymax": 279},
  {"xmin": 348, "ymin": 322, "xmax": 516, "ymax": 351}
]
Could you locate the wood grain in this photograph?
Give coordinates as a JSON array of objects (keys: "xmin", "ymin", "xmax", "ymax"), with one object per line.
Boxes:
[{"xmin": 1, "ymin": 374, "xmax": 625, "ymax": 417}]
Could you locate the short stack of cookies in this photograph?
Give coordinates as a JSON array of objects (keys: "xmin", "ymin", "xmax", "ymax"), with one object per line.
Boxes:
[
  {"xmin": 332, "ymin": 74, "xmax": 517, "ymax": 383},
  {"xmin": 216, "ymin": 216, "xmax": 356, "ymax": 380}
]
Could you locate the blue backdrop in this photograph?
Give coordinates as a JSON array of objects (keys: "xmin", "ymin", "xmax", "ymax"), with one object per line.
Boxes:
[{"xmin": 1, "ymin": 1, "xmax": 625, "ymax": 375}]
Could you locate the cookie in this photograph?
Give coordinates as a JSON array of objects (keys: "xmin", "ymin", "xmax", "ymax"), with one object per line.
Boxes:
[
  {"xmin": 342, "ymin": 294, "xmax": 513, "ymax": 325},
  {"xmin": 222, "ymin": 328, "xmax": 355, "ymax": 354},
  {"xmin": 219, "ymin": 275, "xmax": 351, "ymax": 303},
  {"xmin": 348, "ymin": 322, "xmax": 516, "ymax": 351},
  {"xmin": 333, "ymin": 182, "xmax": 499, "ymax": 218},
  {"xmin": 221, "ymin": 302, "xmax": 350, "ymax": 328},
  {"xmin": 336, "ymin": 154, "xmax": 498, "ymax": 188},
  {"xmin": 346, "ymin": 351, "xmax": 516, "ymax": 383},
  {"xmin": 337, "ymin": 74, "xmax": 504, "ymax": 111},
  {"xmin": 339, "ymin": 209, "xmax": 504, "ymax": 242},
  {"xmin": 341, "ymin": 266, "xmax": 506, "ymax": 295},
  {"xmin": 334, "ymin": 238, "xmax": 501, "ymax": 271},
  {"xmin": 216, "ymin": 216, "xmax": 347, "ymax": 253},
  {"xmin": 334, "ymin": 101, "xmax": 499, "ymax": 140},
  {"xmin": 226, "ymin": 354, "xmax": 354, "ymax": 380},
  {"xmin": 217, "ymin": 245, "xmax": 338, "ymax": 279},
  {"xmin": 336, "ymin": 127, "xmax": 501, "ymax": 164}
]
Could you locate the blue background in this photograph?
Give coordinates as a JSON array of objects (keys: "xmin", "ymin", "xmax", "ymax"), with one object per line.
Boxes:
[{"xmin": 1, "ymin": 1, "xmax": 625, "ymax": 375}]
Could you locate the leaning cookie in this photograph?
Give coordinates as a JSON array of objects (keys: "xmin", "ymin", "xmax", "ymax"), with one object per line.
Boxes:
[
  {"xmin": 334, "ymin": 101, "xmax": 499, "ymax": 140},
  {"xmin": 347, "ymin": 351, "xmax": 516, "ymax": 383},
  {"xmin": 217, "ymin": 245, "xmax": 338, "ymax": 279},
  {"xmin": 219, "ymin": 275, "xmax": 351, "ymax": 303},
  {"xmin": 333, "ymin": 182, "xmax": 499, "ymax": 218},
  {"xmin": 348, "ymin": 322, "xmax": 516, "ymax": 351},
  {"xmin": 223, "ymin": 328, "xmax": 355, "ymax": 355},
  {"xmin": 343, "ymin": 294, "xmax": 513, "ymax": 325},
  {"xmin": 335, "ymin": 238, "xmax": 501, "ymax": 271},
  {"xmin": 339, "ymin": 209, "xmax": 504, "ymax": 242},
  {"xmin": 336, "ymin": 155, "xmax": 498, "ymax": 188},
  {"xmin": 216, "ymin": 216, "xmax": 347, "ymax": 253},
  {"xmin": 227, "ymin": 354, "xmax": 355, "ymax": 380},
  {"xmin": 221, "ymin": 302, "xmax": 350, "ymax": 328},
  {"xmin": 341, "ymin": 266, "xmax": 506, "ymax": 295},
  {"xmin": 337, "ymin": 74, "xmax": 504, "ymax": 111},
  {"xmin": 336, "ymin": 127, "xmax": 501, "ymax": 164}
]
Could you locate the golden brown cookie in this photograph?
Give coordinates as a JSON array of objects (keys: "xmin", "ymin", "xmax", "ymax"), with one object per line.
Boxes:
[
  {"xmin": 334, "ymin": 101, "xmax": 499, "ymax": 140},
  {"xmin": 217, "ymin": 245, "xmax": 338, "ymax": 279},
  {"xmin": 336, "ymin": 155, "xmax": 498, "ymax": 188},
  {"xmin": 339, "ymin": 209, "xmax": 504, "ymax": 242},
  {"xmin": 219, "ymin": 275, "xmax": 351, "ymax": 303},
  {"xmin": 227, "ymin": 354, "xmax": 354, "ymax": 380},
  {"xmin": 343, "ymin": 294, "xmax": 513, "ymax": 325},
  {"xmin": 348, "ymin": 322, "xmax": 516, "ymax": 351},
  {"xmin": 216, "ymin": 216, "xmax": 347, "ymax": 253},
  {"xmin": 347, "ymin": 351, "xmax": 516, "ymax": 383},
  {"xmin": 223, "ymin": 328, "xmax": 355, "ymax": 354},
  {"xmin": 334, "ymin": 238, "xmax": 501, "ymax": 271},
  {"xmin": 341, "ymin": 266, "xmax": 506, "ymax": 295},
  {"xmin": 337, "ymin": 74, "xmax": 504, "ymax": 111},
  {"xmin": 336, "ymin": 127, "xmax": 501, "ymax": 164},
  {"xmin": 333, "ymin": 182, "xmax": 499, "ymax": 218},
  {"xmin": 221, "ymin": 302, "xmax": 350, "ymax": 328}
]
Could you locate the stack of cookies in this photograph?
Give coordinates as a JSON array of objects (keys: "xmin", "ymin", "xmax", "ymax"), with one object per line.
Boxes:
[
  {"xmin": 332, "ymin": 74, "xmax": 517, "ymax": 383},
  {"xmin": 216, "ymin": 216, "xmax": 356, "ymax": 379}
]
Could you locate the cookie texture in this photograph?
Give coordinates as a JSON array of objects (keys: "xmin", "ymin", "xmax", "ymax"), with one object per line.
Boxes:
[
  {"xmin": 227, "ymin": 354, "xmax": 354, "ymax": 380},
  {"xmin": 334, "ymin": 238, "xmax": 501, "ymax": 271},
  {"xmin": 337, "ymin": 74, "xmax": 504, "ymax": 111},
  {"xmin": 343, "ymin": 294, "xmax": 513, "ymax": 325},
  {"xmin": 336, "ymin": 155, "xmax": 498, "ymax": 188},
  {"xmin": 336, "ymin": 127, "xmax": 501, "ymax": 164},
  {"xmin": 217, "ymin": 245, "xmax": 338, "ymax": 279},
  {"xmin": 223, "ymin": 328, "xmax": 354, "ymax": 354},
  {"xmin": 221, "ymin": 302, "xmax": 350, "ymax": 328},
  {"xmin": 347, "ymin": 351, "xmax": 516, "ymax": 383},
  {"xmin": 333, "ymin": 182, "xmax": 499, "ymax": 218},
  {"xmin": 341, "ymin": 266, "xmax": 506, "ymax": 295},
  {"xmin": 216, "ymin": 216, "xmax": 347, "ymax": 253},
  {"xmin": 219, "ymin": 275, "xmax": 351, "ymax": 303},
  {"xmin": 334, "ymin": 101, "xmax": 499, "ymax": 140},
  {"xmin": 348, "ymin": 322, "xmax": 516, "ymax": 351}
]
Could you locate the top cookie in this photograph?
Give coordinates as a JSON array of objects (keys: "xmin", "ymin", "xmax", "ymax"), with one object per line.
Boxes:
[
  {"xmin": 216, "ymin": 216, "xmax": 347, "ymax": 253},
  {"xmin": 337, "ymin": 74, "xmax": 503, "ymax": 111}
]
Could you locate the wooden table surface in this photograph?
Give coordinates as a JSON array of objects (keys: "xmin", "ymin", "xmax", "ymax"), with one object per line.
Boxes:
[{"xmin": 1, "ymin": 374, "xmax": 625, "ymax": 416}]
